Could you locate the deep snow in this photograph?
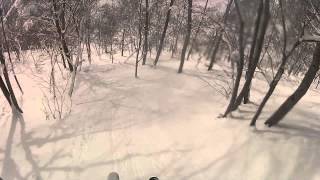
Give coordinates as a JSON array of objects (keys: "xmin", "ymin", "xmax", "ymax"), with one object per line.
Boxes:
[{"xmin": 0, "ymin": 51, "xmax": 320, "ymax": 180}]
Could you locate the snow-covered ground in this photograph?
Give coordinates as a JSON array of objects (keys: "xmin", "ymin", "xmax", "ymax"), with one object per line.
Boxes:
[{"xmin": 0, "ymin": 51, "xmax": 320, "ymax": 180}]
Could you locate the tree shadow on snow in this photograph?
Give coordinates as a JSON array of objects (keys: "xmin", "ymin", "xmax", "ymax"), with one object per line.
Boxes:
[
  {"xmin": 1, "ymin": 111, "xmax": 42, "ymax": 180},
  {"xmin": 0, "ymin": 109, "xmax": 196, "ymax": 179}
]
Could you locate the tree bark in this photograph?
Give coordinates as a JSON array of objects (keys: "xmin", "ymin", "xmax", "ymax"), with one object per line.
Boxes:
[
  {"xmin": 69, "ymin": 15, "xmax": 82, "ymax": 97},
  {"xmin": 0, "ymin": 76, "xmax": 11, "ymax": 106},
  {"xmin": 86, "ymin": 18, "xmax": 92, "ymax": 65},
  {"xmin": 0, "ymin": 46, "xmax": 23, "ymax": 113},
  {"xmin": 178, "ymin": 0, "xmax": 192, "ymax": 73},
  {"xmin": 142, "ymin": 0, "xmax": 149, "ymax": 65},
  {"xmin": 60, "ymin": 47, "xmax": 67, "ymax": 68},
  {"xmin": 1, "ymin": 11, "xmax": 23, "ymax": 94},
  {"xmin": 222, "ymin": 0, "xmax": 244, "ymax": 117},
  {"xmin": 135, "ymin": 0, "xmax": 143, "ymax": 78},
  {"xmin": 243, "ymin": 0, "xmax": 264, "ymax": 104},
  {"xmin": 265, "ymin": 43, "xmax": 320, "ymax": 127},
  {"xmin": 153, "ymin": 0, "xmax": 175, "ymax": 66},
  {"xmin": 121, "ymin": 29, "xmax": 125, "ymax": 56}
]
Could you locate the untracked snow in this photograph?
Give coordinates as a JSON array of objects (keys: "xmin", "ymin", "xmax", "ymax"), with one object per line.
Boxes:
[{"xmin": 0, "ymin": 51, "xmax": 320, "ymax": 180}]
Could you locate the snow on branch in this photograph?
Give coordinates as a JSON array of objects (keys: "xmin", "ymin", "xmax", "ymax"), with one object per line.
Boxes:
[
  {"xmin": 1, "ymin": 0, "xmax": 21, "ymax": 23},
  {"xmin": 300, "ymin": 35, "xmax": 320, "ymax": 42}
]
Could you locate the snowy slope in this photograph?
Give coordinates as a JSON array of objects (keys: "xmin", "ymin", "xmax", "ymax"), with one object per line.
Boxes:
[{"xmin": 0, "ymin": 51, "xmax": 320, "ymax": 180}]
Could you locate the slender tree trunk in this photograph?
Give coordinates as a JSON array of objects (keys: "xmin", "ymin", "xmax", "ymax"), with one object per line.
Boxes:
[
  {"xmin": 135, "ymin": 0, "xmax": 143, "ymax": 78},
  {"xmin": 178, "ymin": 0, "xmax": 193, "ymax": 73},
  {"xmin": 223, "ymin": 0, "xmax": 243, "ymax": 117},
  {"xmin": 0, "ymin": 46, "xmax": 23, "ymax": 113},
  {"xmin": 86, "ymin": 18, "xmax": 92, "ymax": 65},
  {"xmin": 250, "ymin": 67, "xmax": 284, "ymax": 126},
  {"xmin": 52, "ymin": 0, "xmax": 73, "ymax": 72},
  {"xmin": 69, "ymin": 18, "xmax": 82, "ymax": 97},
  {"xmin": 1, "ymin": 12, "xmax": 23, "ymax": 94},
  {"xmin": 153, "ymin": 0, "xmax": 175, "ymax": 66},
  {"xmin": 86, "ymin": 37, "xmax": 91, "ymax": 64},
  {"xmin": 207, "ymin": 0, "xmax": 233, "ymax": 71},
  {"xmin": 243, "ymin": 0, "xmax": 264, "ymax": 104},
  {"xmin": 98, "ymin": 16, "xmax": 102, "ymax": 55},
  {"xmin": 142, "ymin": 0, "xmax": 149, "ymax": 65},
  {"xmin": 154, "ymin": 1, "xmax": 162, "ymax": 55},
  {"xmin": 110, "ymin": 40, "xmax": 114, "ymax": 64},
  {"xmin": 265, "ymin": 43, "xmax": 320, "ymax": 127},
  {"xmin": 121, "ymin": 29, "xmax": 125, "ymax": 56},
  {"xmin": 60, "ymin": 47, "xmax": 67, "ymax": 68},
  {"xmin": 0, "ymin": 76, "xmax": 11, "ymax": 106},
  {"xmin": 60, "ymin": 0, "xmax": 66, "ymax": 30},
  {"xmin": 149, "ymin": 43, "xmax": 152, "ymax": 57}
]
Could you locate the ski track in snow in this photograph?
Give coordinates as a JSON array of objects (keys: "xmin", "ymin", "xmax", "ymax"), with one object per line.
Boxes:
[{"xmin": 0, "ymin": 52, "xmax": 320, "ymax": 180}]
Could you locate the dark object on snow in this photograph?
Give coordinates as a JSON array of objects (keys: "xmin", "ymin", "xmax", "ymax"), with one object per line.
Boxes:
[
  {"xmin": 149, "ymin": 177, "xmax": 159, "ymax": 180},
  {"xmin": 107, "ymin": 172, "xmax": 120, "ymax": 180}
]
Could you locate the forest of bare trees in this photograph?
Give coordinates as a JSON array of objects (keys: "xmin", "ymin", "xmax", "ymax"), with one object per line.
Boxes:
[
  {"xmin": 1, "ymin": 0, "xmax": 318, "ymax": 126},
  {"xmin": 1, "ymin": 0, "xmax": 320, "ymax": 179}
]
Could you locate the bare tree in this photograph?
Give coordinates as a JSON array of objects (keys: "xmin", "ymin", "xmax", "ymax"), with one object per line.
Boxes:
[
  {"xmin": 51, "ymin": 0, "xmax": 74, "ymax": 72},
  {"xmin": 142, "ymin": 0, "xmax": 149, "ymax": 65},
  {"xmin": 178, "ymin": 0, "xmax": 192, "ymax": 73},
  {"xmin": 0, "ymin": 8, "xmax": 23, "ymax": 113},
  {"xmin": 135, "ymin": 0, "xmax": 143, "ymax": 78},
  {"xmin": 222, "ymin": 0, "xmax": 244, "ymax": 117},
  {"xmin": 208, "ymin": 0, "xmax": 233, "ymax": 71},
  {"xmin": 0, "ymin": 47, "xmax": 22, "ymax": 113},
  {"xmin": 121, "ymin": 29, "xmax": 125, "ymax": 56},
  {"xmin": 250, "ymin": 0, "xmax": 304, "ymax": 126},
  {"xmin": 234, "ymin": 0, "xmax": 270, "ymax": 106},
  {"xmin": 224, "ymin": 0, "xmax": 271, "ymax": 116},
  {"xmin": 241, "ymin": 0, "xmax": 264, "ymax": 103},
  {"xmin": 153, "ymin": 0, "xmax": 175, "ymax": 66},
  {"xmin": 265, "ymin": 42, "xmax": 320, "ymax": 127},
  {"xmin": 0, "ymin": 7, "xmax": 23, "ymax": 94}
]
